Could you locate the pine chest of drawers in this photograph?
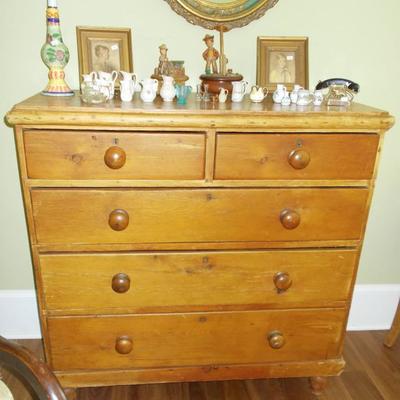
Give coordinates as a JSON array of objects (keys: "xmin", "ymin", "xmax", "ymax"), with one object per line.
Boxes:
[{"xmin": 6, "ymin": 94, "xmax": 394, "ymax": 397}]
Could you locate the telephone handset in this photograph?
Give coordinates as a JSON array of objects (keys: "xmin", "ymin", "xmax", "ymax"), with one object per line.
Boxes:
[{"xmin": 315, "ymin": 78, "xmax": 360, "ymax": 93}]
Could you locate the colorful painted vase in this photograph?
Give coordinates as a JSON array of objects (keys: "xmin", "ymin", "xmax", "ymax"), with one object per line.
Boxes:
[{"xmin": 41, "ymin": 0, "xmax": 73, "ymax": 96}]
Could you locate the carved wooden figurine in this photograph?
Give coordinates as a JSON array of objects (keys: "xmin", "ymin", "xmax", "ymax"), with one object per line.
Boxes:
[
  {"xmin": 157, "ymin": 43, "xmax": 170, "ymax": 75},
  {"xmin": 202, "ymin": 34, "xmax": 219, "ymax": 75}
]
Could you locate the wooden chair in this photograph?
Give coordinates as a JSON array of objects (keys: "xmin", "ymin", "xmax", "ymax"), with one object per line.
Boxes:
[
  {"xmin": 0, "ymin": 336, "xmax": 67, "ymax": 400},
  {"xmin": 384, "ymin": 301, "xmax": 400, "ymax": 348}
]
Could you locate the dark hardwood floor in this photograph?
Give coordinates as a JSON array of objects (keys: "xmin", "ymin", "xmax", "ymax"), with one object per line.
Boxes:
[{"xmin": 0, "ymin": 331, "xmax": 399, "ymax": 399}]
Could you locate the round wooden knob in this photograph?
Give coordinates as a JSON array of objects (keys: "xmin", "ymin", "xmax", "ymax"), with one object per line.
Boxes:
[
  {"xmin": 112, "ymin": 273, "xmax": 131, "ymax": 293},
  {"xmin": 104, "ymin": 146, "xmax": 126, "ymax": 169},
  {"xmin": 280, "ymin": 209, "xmax": 300, "ymax": 230},
  {"xmin": 288, "ymin": 149, "xmax": 310, "ymax": 169},
  {"xmin": 267, "ymin": 331, "xmax": 285, "ymax": 349},
  {"xmin": 109, "ymin": 209, "xmax": 129, "ymax": 231},
  {"xmin": 115, "ymin": 336, "xmax": 133, "ymax": 354},
  {"xmin": 273, "ymin": 272, "xmax": 292, "ymax": 293}
]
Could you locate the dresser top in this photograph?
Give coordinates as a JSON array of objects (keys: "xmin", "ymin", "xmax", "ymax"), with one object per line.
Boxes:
[{"xmin": 6, "ymin": 92, "xmax": 394, "ymax": 132}]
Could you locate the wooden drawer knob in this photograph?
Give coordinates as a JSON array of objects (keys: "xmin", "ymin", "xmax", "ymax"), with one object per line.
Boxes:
[
  {"xmin": 115, "ymin": 336, "xmax": 133, "ymax": 354},
  {"xmin": 273, "ymin": 272, "xmax": 292, "ymax": 293},
  {"xmin": 267, "ymin": 331, "xmax": 285, "ymax": 349},
  {"xmin": 288, "ymin": 149, "xmax": 310, "ymax": 169},
  {"xmin": 280, "ymin": 209, "xmax": 300, "ymax": 230},
  {"xmin": 104, "ymin": 146, "xmax": 126, "ymax": 169},
  {"xmin": 109, "ymin": 209, "xmax": 129, "ymax": 231},
  {"xmin": 112, "ymin": 273, "xmax": 131, "ymax": 293}
]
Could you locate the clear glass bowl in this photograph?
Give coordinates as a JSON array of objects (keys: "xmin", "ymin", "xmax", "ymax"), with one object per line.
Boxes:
[{"xmin": 81, "ymin": 83, "xmax": 108, "ymax": 104}]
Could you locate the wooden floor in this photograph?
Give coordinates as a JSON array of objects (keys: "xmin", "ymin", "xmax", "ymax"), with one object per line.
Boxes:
[{"xmin": 0, "ymin": 331, "xmax": 399, "ymax": 399}]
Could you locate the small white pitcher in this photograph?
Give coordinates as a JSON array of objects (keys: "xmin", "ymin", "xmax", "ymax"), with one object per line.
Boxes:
[
  {"xmin": 81, "ymin": 71, "xmax": 97, "ymax": 90},
  {"xmin": 273, "ymin": 84, "xmax": 287, "ymax": 104},
  {"xmin": 313, "ymin": 89, "xmax": 324, "ymax": 106},
  {"xmin": 218, "ymin": 88, "xmax": 228, "ymax": 103},
  {"xmin": 98, "ymin": 70, "xmax": 118, "ymax": 98},
  {"xmin": 290, "ymin": 84, "xmax": 303, "ymax": 103},
  {"xmin": 140, "ymin": 78, "xmax": 158, "ymax": 103},
  {"xmin": 231, "ymin": 80, "xmax": 248, "ymax": 103},
  {"xmin": 119, "ymin": 71, "xmax": 138, "ymax": 102},
  {"xmin": 249, "ymin": 86, "xmax": 269, "ymax": 103},
  {"xmin": 160, "ymin": 75, "xmax": 176, "ymax": 102}
]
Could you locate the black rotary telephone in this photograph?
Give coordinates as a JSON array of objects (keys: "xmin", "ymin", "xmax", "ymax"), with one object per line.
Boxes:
[{"xmin": 315, "ymin": 78, "xmax": 360, "ymax": 93}]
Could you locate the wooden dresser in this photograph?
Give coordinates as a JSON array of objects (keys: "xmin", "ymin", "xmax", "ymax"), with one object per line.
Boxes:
[{"xmin": 6, "ymin": 94, "xmax": 394, "ymax": 398}]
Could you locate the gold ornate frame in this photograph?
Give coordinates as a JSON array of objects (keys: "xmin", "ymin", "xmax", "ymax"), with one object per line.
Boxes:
[{"xmin": 163, "ymin": 0, "xmax": 280, "ymax": 30}]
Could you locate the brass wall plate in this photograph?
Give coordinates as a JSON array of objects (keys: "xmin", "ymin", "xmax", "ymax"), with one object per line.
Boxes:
[{"xmin": 163, "ymin": 0, "xmax": 280, "ymax": 30}]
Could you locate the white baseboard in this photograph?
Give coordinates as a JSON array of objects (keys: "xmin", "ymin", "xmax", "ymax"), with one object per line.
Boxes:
[
  {"xmin": 347, "ymin": 284, "xmax": 400, "ymax": 331},
  {"xmin": 0, "ymin": 285, "xmax": 399, "ymax": 339},
  {"xmin": 0, "ymin": 290, "xmax": 41, "ymax": 339}
]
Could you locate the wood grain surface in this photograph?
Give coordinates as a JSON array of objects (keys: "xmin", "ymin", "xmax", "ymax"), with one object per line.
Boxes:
[
  {"xmin": 31, "ymin": 188, "xmax": 369, "ymax": 245},
  {"xmin": 5, "ymin": 94, "xmax": 395, "ymax": 131},
  {"xmin": 215, "ymin": 133, "xmax": 379, "ymax": 180},
  {"xmin": 47, "ymin": 309, "xmax": 345, "ymax": 370},
  {"xmin": 1, "ymin": 332, "xmax": 399, "ymax": 399},
  {"xmin": 40, "ymin": 249, "xmax": 357, "ymax": 315},
  {"xmin": 24, "ymin": 130, "xmax": 206, "ymax": 180}
]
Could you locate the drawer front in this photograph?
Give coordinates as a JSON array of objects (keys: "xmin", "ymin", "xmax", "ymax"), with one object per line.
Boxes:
[
  {"xmin": 215, "ymin": 133, "xmax": 379, "ymax": 180},
  {"xmin": 40, "ymin": 249, "xmax": 357, "ymax": 314},
  {"xmin": 48, "ymin": 309, "xmax": 345, "ymax": 370},
  {"xmin": 24, "ymin": 130, "xmax": 205, "ymax": 180},
  {"xmin": 32, "ymin": 188, "xmax": 368, "ymax": 245}
]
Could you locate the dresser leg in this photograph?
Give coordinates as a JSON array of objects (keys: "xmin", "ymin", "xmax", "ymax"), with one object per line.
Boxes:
[
  {"xmin": 64, "ymin": 387, "xmax": 78, "ymax": 400},
  {"xmin": 309, "ymin": 376, "xmax": 328, "ymax": 395},
  {"xmin": 384, "ymin": 301, "xmax": 400, "ymax": 348}
]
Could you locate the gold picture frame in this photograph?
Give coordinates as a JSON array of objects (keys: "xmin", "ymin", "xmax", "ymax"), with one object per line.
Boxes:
[
  {"xmin": 76, "ymin": 26, "xmax": 133, "ymax": 85},
  {"xmin": 257, "ymin": 36, "xmax": 309, "ymax": 91}
]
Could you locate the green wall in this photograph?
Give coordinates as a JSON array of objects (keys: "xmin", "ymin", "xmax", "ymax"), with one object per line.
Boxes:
[{"xmin": 0, "ymin": 0, "xmax": 399, "ymax": 289}]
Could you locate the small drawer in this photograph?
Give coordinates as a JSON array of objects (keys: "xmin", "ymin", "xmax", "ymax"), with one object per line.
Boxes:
[
  {"xmin": 215, "ymin": 133, "xmax": 379, "ymax": 180},
  {"xmin": 24, "ymin": 130, "xmax": 205, "ymax": 180},
  {"xmin": 40, "ymin": 249, "xmax": 357, "ymax": 314},
  {"xmin": 31, "ymin": 188, "xmax": 368, "ymax": 245},
  {"xmin": 47, "ymin": 309, "xmax": 345, "ymax": 370}
]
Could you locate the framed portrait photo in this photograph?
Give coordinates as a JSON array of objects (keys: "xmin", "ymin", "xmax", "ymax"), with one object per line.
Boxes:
[
  {"xmin": 257, "ymin": 37, "xmax": 309, "ymax": 91},
  {"xmin": 76, "ymin": 26, "xmax": 133, "ymax": 85}
]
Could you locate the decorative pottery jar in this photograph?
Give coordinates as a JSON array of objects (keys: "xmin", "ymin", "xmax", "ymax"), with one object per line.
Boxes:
[{"xmin": 41, "ymin": 0, "xmax": 73, "ymax": 96}]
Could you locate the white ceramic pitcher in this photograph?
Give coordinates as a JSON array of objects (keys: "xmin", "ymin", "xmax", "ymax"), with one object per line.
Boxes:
[
  {"xmin": 119, "ymin": 71, "xmax": 138, "ymax": 102},
  {"xmin": 140, "ymin": 78, "xmax": 158, "ymax": 103},
  {"xmin": 160, "ymin": 75, "xmax": 176, "ymax": 102},
  {"xmin": 231, "ymin": 80, "xmax": 248, "ymax": 103},
  {"xmin": 98, "ymin": 70, "xmax": 118, "ymax": 98}
]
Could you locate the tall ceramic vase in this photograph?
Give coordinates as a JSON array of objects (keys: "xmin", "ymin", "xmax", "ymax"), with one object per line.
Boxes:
[{"xmin": 41, "ymin": 0, "xmax": 73, "ymax": 96}]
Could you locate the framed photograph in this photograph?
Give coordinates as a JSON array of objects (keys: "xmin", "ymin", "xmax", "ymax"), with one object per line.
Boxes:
[
  {"xmin": 257, "ymin": 36, "xmax": 309, "ymax": 91},
  {"xmin": 76, "ymin": 26, "xmax": 133, "ymax": 84}
]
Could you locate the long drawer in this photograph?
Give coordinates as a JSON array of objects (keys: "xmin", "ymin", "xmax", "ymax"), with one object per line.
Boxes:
[
  {"xmin": 31, "ymin": 188, "xmax": 368, "ymax": 245},
  {"xmin": 215, "ymin": 133, "xmax": 379, "ymax": 180},
  {"xmin": 47, "ymin": 309, "xmax": 345, "ymax": 370},
  {"xmin": 24, "ymin": 130, "xmax": 206, "ymax": 180},
  {"xmin": 40, "ymin": 249, "xmax": 357, "ymax": 314}
]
